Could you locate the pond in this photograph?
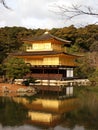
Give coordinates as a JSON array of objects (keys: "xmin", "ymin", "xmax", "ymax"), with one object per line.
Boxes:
[{"xmin": 0, "ymin": 90, "xmax": 98, "ymax": 130}]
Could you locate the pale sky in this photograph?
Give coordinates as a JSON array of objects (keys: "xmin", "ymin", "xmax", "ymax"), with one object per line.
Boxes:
[{"xmin": 0, "ymin": 0, "xmax": 98, "ymax": 29}]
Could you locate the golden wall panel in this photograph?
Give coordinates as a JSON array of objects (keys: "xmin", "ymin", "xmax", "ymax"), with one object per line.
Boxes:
[
  {"xmin": 26, "ymin": 42, "xmax": 53, "ymax": 51},
  {"xmin": 17, "ymin": 54, "xmax": 77, "ymax": 66},
  {"xmin": 24, "ymin": 56, "xmax": 60, "ymax": 66},
  {"xmin": 60, "ymin": 55, "xmax": 77, "ymax": 66},
  {"xmin": 43, "ymin": 57, "xmax": 59, "ymax": 65}
]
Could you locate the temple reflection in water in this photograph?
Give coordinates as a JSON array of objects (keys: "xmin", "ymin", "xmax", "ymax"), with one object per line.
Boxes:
[{"xmin": 13, "ymin": 96, "xmax": 78, "ymax": 128}]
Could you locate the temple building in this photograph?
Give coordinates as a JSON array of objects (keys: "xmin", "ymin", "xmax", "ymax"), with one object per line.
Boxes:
[{"xmin": 13, "ymin": 32, "xmax": 80, "ymax": 86}]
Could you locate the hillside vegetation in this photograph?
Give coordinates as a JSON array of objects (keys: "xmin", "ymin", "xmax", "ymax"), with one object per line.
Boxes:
[{"xmin": 0, "ymin": 25, "xmax": 98, "ymax": 83}]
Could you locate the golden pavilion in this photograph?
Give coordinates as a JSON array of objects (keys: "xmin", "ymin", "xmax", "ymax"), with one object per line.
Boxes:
[{"xmin": 14, "ymin": 32, "xmax": 80, "ymax": 84}]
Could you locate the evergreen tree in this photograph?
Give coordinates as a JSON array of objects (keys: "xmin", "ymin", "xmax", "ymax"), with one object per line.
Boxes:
[{"xmin": 5, "ymin": 57, "xmax": 30, "ymax": 82}]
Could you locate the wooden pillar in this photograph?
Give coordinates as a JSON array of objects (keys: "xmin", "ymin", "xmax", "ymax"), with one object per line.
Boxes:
[
  {"xmin": 57, "ymin": 86, "xmax": 59, "ymax": 97},
  {"xmin": 58, "ymin": 68, "xmax": 59, "ymax": 74},
  {"xmin": 42, "ymin": 90, "xmax": 44, "ymax": 97},
  {"xmin": 43, "ymin": 66, "xmax": 44, "ymax": 74}
]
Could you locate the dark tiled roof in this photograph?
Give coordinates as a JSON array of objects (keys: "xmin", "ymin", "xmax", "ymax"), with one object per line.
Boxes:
[
  {"xmin": 23, "ymin": 32, "xmax": 71, "ymax": 45},
  {"xmin": 13, "ymin": 51, "xmax": 81, "ymax": 57},
  {"xmin": 13, "ymin": 51, "xmax": 61, "ymax": 56}
]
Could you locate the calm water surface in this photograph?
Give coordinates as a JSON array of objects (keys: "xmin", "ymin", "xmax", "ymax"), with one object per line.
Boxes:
[{"xmin": 0, "ymin": 92, "xmax": 98, "ymax": 130}]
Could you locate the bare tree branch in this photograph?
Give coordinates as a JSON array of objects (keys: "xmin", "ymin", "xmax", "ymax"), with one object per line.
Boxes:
[
  {"xmin": 55, "ymin": 4, "xmax": 98, "ymax": 20},
  {"xmin": 0, "ymin": 0, "xmax": 10, "ymax": 9}
]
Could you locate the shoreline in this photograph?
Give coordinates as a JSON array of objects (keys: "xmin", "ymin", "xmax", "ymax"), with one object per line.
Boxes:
[{"xmin": 0, "ymin": 83, "xmax": 27, "ymax": 93}]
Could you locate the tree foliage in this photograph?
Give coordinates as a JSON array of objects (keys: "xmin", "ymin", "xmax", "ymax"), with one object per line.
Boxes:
[
  {"xmin": 74, "ymin": 58, "xmax": 95, "ymax": 79},
  {"xmin": 5, "ymin": 57, "xmax": 30, "ymax": 80},
  {"xmin": 90, "ymin": 41, "xmax": 98, "ymax": 52},
  {"xmin": 0, "ymin": 64, "xmax": 4, "ymax": 76},
  {"xmin": 51, "ymin": 24, "xmax": 98, "ymax": 52},
  {"xmin": 0, "ymin": 25, "xmax": 98, "ymax": 82},
  {"xmin": 0, "ymin": 25, "xmax": 98, "ymax": 62},
  {"xmin": 0, "ymin": 27, "xmax": 44, "ymax": 63},
  {"xmin": 90, "ymin": 68, "xmax": 98, "ymax": 83},
  {"xmin": 74, "ymin": 52, "xmax": 98, "ymax": 83},
  {"xmin": 22, "ymin": 77, "xmax": 36, "ymax": 86}
]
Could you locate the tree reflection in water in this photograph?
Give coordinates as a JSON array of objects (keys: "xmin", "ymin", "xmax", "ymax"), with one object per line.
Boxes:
[
  {"xmin": 61, "ymin": 89, "xmax": 98, "ymax": 130},
  {"xmin": 0, "ymin": 97, "xmax": 28, "ymax": 126},
  {"xmin": 0, "ymin": 91, "xmax": 98, "ymax": 130}
]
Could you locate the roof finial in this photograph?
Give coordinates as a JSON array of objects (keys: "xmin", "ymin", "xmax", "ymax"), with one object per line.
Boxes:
[
  {"xmin": 44, "ymin": 29, "xmax": 49, "ymax": 34},
  {"xmin": 44, "ymin": 31, "xmax": 48, "ymax": 34}
]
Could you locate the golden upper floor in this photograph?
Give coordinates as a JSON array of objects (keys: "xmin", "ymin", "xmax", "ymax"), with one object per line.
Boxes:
[
  {"xmin": 15, "ymin": 51, "xmax": 78, "ymax": 66},
  {"xmin": 23, "ymin": 32, "xmax": 70, "ymax": 52}
]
